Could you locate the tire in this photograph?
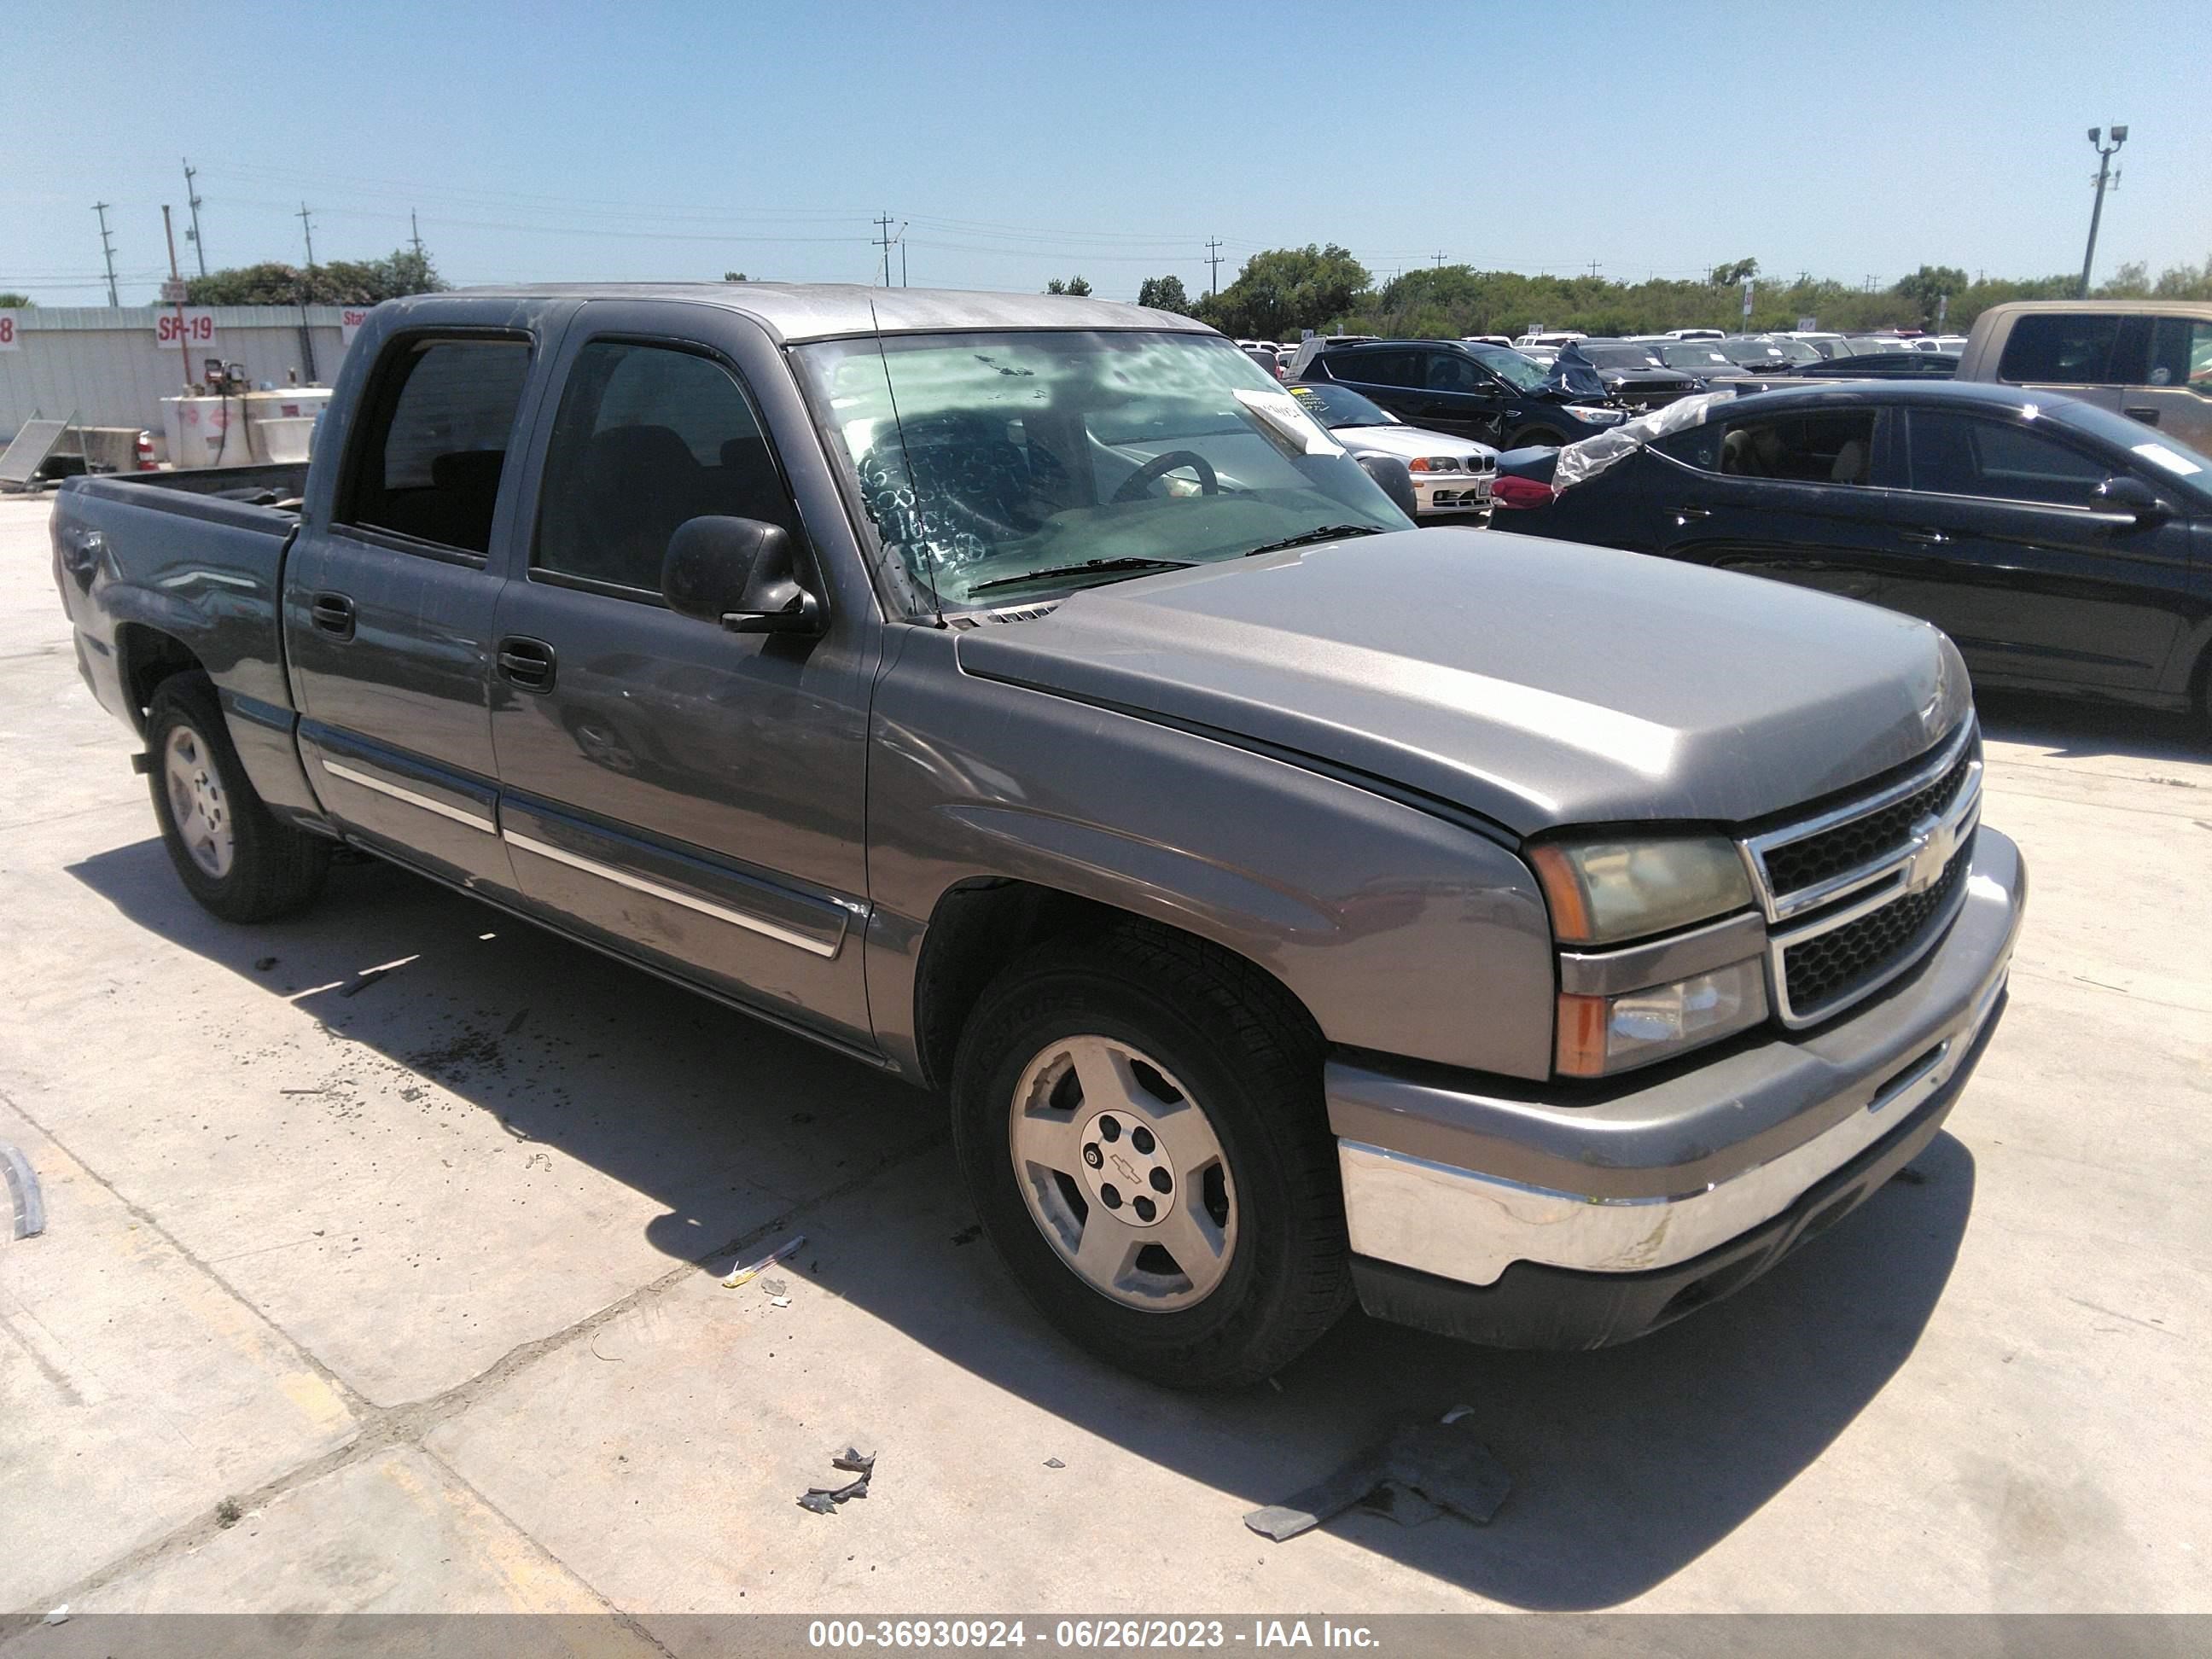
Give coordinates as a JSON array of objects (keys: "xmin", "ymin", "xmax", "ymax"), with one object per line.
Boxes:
[
  {"xmin": 145, "ymin": 672, "xmax": 331, "ymax": 923},
  {"xmin": 951, "ymin": 923, "xmax": 1351, "ymax": 1388},
  {"xmin": 1507, "ymin": 427, "xmax": 1567, "ymax": 450}
]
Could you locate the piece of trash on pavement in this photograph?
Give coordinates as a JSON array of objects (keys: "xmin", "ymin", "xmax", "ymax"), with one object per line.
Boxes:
[
  {"xmin": 770, "ymin": 1295, "xmax": 792, "ymax": 1308},
  {"xmin": 798, "ymin": 1447, "xmax": 876, "ymax": 1514},
  {"xmin": 1243, "ymin": 1412, "xmax": 1510, "ymax": 1542},
  {"xmin": 1044, "ymin": 1458, "xmax": 1065, "ymax": 1470},
  {"xmin": 3, "ymin": 1143, "xmax": 45, "ymax": 1241},
  {"xmin": 43, "ymin": 1608, "xmax": 68, "ymax": 1627},
  {"xmin": 950, "ymin": 1224, "xmax": 981, "ymax": 1246},
  {"xmin": 725, "ymin": 1233, "xmax": 806, "ymax": 1288},
  {"xmin": 760, "ymin": 1276, "xmax": 788, "ymax": 1297}
]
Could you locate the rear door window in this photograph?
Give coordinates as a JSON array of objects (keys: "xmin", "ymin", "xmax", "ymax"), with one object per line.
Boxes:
[
  {"xmin": 1715, "ymin": 410, "xmax": 1877, "ymax": 483},
  {"xmin": 2148, "ymin": 317, "xmax": 2212, "ymax": 392},
  {"xmin": 1906, "ymin": 410, "xmax": 2110, "ymax": 506},
  {"xmin": 1995, "ymin": 312, "xmax": 2144, "ymax": 385},
  {"xmin": 341, "ymin": 337, "xmax": 533, "ymax": 556},
  {"xmin": 1336, "ymin": 349, "xmax": 1417, "ymax": 387}
]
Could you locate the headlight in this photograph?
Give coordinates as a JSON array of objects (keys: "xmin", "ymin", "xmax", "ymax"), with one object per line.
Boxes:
[
  {"xmin": 1406, "ymin": 456, "xmax": 1462, "ymax": 473},
  {"xmin": 1564, "ymin": 405, "xmax": 1627, "ymax": 425},
  {"xmin": 1528, "ymin": 835, "xmax": 1754, "ymax": 946},
  {"xmin": 1556, "ymin": 960, "xmax": 1768, "ymax": 1077}
]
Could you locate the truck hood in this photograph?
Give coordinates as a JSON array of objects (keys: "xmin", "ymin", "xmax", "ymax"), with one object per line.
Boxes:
[{"xmin": 952, "ymin": 528, "xmax": 1970, "ymax": 837}]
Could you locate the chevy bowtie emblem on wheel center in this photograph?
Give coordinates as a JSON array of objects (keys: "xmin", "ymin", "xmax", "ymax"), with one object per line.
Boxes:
[{"xmin": 1902, "ymin": 812, "xmax": 1957, "ymax": 894}]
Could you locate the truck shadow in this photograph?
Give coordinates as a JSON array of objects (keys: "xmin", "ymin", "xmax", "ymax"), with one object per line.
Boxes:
[
  {"xmin": 1975, "ymin": 689, "xmax": 2206, "ymax": 763},
  {"xmin": 68, "ymin": 838, "xmax": 1976, "ymax": 1611}
]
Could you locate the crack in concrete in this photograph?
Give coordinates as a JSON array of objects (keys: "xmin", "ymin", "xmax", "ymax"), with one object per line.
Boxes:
[{"xmin": 0, "ymin": 1080, "xmax": 947, "ymax": 1635}]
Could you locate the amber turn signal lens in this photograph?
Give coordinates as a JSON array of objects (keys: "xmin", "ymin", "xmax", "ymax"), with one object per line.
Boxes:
[
  {"xmin": 1528, "ymin": 844, "xmax": 1593, "ymax": 942},
  {"xmin": 1555, "ymin": 992, "xmax": 1611, "ymax": 1077}
]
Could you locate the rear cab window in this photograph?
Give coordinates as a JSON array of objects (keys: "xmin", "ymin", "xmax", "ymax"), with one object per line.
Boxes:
[
  {"xmin": 337, "ymin": 336, "xmax": 533, "ymax": 558},
  {"xmin": 1994, "ymin": 312, "xmax": 2153, "ymax": 387}
]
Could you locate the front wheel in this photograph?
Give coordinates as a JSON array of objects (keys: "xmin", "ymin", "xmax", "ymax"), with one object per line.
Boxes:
[
  {"xmin": 952, "ymin": 925, "xmax": 1350, "ymax": 1388},
  {"xmin": 1506, "ymin": 427, "xmax": 1567, "ymax": 450},
  {"xmin": 146, "ymin": 672, "xmax": 332, "ymax": 923}
]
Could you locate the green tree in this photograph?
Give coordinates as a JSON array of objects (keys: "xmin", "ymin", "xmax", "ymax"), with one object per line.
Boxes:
[
  {"xmin": 0, "ymin": 293, "xmax": 30, "ymax": 308},
  {"xmin": 188, "ymin": 247, "xmax": 449, "ymax": 306},
  {"xmin": 723, "ymin": 271, "xmax": 748, "ymax": 282},
  {"xmin": 1136, "ymin": 275, "xmax": 1191, "ymax": 314},
  {"xmin": 1043, "ymin": 276, "xmax": 1093, "ymax": 296},
  {"xmin": 1708, "ymin": 259, "xmax": 1759, "ymax": 287},
  {"xmin": 1195, "ymin": 245, "xmax": 1371, "ymax": 340},
  {"xmin": 1891, "ymin": 265, "xmax": 1970, "ymax": 327}
]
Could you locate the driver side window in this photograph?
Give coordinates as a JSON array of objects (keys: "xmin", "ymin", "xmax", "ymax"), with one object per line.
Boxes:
[{"xmin": 1425, "ymin": 352, "xmax": 1483, "ymax": 393}]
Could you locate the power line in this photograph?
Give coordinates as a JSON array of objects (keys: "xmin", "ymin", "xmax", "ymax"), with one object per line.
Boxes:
[{"xmin": 91, "ymin": 201, "xmax": 119, "ymax": 306}]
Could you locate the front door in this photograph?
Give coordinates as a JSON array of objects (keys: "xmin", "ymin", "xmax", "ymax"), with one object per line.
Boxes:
[
  {"xmin": 1883, "ymin": 408, "xmax": 2192, "ymax": 691},
  {"xmin": 486, "ymin": 306, "xmax": 877, "ymax": 1049},
  {"xmin": 286, "ymin": 331, "xmax": 540, "ymax": 893}
]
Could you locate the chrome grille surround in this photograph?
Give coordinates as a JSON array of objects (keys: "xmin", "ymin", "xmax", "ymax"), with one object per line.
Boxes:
[{"xmin": 1739, "ymin": 719, "xmax": 1983, "ymax": 1027}]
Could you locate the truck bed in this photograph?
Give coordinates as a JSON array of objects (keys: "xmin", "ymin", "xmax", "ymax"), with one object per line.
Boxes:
[{"xmin": 64, "ymin": 463, "xmax": 310, "ymax": 530}]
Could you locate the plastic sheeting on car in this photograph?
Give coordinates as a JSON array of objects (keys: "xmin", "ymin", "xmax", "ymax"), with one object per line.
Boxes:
[{"xmin": 1552, "ymin": 389, "xmax": 1740, "ymax": 493}]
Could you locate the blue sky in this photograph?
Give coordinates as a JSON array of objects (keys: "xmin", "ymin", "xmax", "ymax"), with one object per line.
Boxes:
[{"xmin": 9, "ymin": 0, "xmax": 2204, "ymax": 306}]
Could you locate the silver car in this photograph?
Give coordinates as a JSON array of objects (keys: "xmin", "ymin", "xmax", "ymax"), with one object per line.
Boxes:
[{"xmin": 1288, "ymin": 380, "xmax": 1496, "ymax": 516}]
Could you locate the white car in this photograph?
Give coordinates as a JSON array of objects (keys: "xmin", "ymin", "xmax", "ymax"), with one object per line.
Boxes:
[{"xmin": 1287, "ymin": 380, "xmax": 1496, "ymax": 518}]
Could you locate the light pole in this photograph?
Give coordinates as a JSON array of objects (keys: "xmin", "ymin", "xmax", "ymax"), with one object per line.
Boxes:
[{"xmin": 2079, "ymin": 125, "xmax": 2128, "ymax": 298}]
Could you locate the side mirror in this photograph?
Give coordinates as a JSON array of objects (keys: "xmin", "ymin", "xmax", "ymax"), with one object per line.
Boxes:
[
  {"xmin": 1355, "ymin": 452, "xmax": 1420, "ymax": 519},
  {"xmin": 2095, "ymin": 475, "xmax": 2173, "ymax": 527},
  {"xmin": 662, "ymin": 515, "xmax": 824, "ymax": 635}
]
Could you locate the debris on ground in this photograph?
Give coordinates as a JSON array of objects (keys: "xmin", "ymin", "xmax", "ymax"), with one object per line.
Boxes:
[
  {"xmin": 1044, "ymin": 1458, "xmax": 1065, "ymax": 1470},
  {"xmin": 950, "ymin": 1225, "xmax": 981, "ymax": 1246},
  {"xmin": 725, "ymin": 1233, "xmax": 806, "ymax": 1289},
  {"xmin": 1243, "ymin": 1412, "xmax": 1511, "ymax": 1541},
  {"xmin": 216, "ymin": 1497, "xmax": 242, "ymax": 1528},
  {"xmin": 770, "ymin": 1295, "xmax": 792, "ymax": 1308},
  {"xmin": 253, "ymin": 957, "xmax": 279, "ymax": 972},
  {"xmin": 760, "ymin": 1277, "xmax": 788, "ymax": 1297},
  {"xmin": 42, "ymin": 1608, "xmax": 67, "ymax": 1627},
  {"xmin": 3, "ymin": 1142, "xmax": 45, "ymax": 1240},
  {"xmin": 798, "ymin": 1447, "xmax": 877, "ymax": 1514}
]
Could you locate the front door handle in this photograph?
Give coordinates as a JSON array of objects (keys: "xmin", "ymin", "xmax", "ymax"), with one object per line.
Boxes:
[
  {"xmin": 497, "ymin": 636, "xmax": 556, "ymax": 693},
  {"xmin": 2123, "ymin": 406, "xmax": 2160, "ymax": 427},
  {"xmin": 309, "ymin": 591, "xmax": 356, "ymax": 640},
  {"xmin": 1674, "ymin": 505, "xmax": 1712, "ymax": 521},
  {"xmin": 1897, "ymin": 528, "xmax": 1951, "ymax": 546}
]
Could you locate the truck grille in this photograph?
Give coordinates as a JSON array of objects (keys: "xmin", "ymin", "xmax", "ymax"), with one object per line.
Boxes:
[
  {"xmin": 1763, "ymin": 748, "xmax": 1975, "ymax": 894},
  {"xmin": 1742, "ymin": 719, "xmax": 1982, "ymax": 1027},
  {"xmin": 1780, "ymin": 835, "xmax": 1973, "ymax": 1018}
]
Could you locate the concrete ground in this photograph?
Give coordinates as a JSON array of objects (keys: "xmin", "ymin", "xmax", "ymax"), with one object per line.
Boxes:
[{"xmin": 1, "ymin": 490, "xmax": 2206, "ymax": 1623}]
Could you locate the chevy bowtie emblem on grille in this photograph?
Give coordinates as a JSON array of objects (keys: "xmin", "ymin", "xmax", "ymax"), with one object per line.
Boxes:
[{"xmin": 1902, "ymin": 812, "xmax": 1956, "ymax": 894}]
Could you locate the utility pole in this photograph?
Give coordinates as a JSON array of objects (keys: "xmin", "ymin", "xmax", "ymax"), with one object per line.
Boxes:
[
  {"xmin": 2079, "ymin": 125, "xmax": 2128, "ymax": 297},
  {"xmin": 409, "ymin": 210, "xmax": 425, "ymax": 261},
  {"xmin": 1205, "ymin": 238, "xmax": 1223, "ymax": 295},
  {"xmin": 162, "ymin": 206, "xmax": 193, "ymax": 390},
  {"xmin": 899, "ymin": 236, "xmax": 908, "ymax": 288},
  {"xmin": 1433, "ymin": 250, "xmax": 1447, "ymax": 270},
  {"xmin": 295, "ymin": 203, "xmax": 318, "ymax": 382},
  {"xmin": 92, "ymin": 201, "xmax": 119, "ymax": 306},
  {"xmin": 874, "ymin": 212, "xmax": 898, "ymax": 286},
  {"xmin": 1586, "ymin": 259, "xmax": 1601, "ymax": 278},
  {"xmin": 182, "ymin": 159, "xmax": 207, "ymax": 276}
]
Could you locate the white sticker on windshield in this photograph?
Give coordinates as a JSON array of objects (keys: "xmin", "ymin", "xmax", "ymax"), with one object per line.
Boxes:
[
  {"xmin": 1233, "ymin": 387, "xmax": 1346, "ymax": 456},
  {"xmin": 2132, "ymin": 441, "xmax": 2203, "ymax": 477}
]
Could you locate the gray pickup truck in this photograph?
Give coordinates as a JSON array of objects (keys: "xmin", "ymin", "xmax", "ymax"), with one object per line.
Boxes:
[{"xmin": 52, "ymin": 285, "xmax": 2025, "ymax": 1388}]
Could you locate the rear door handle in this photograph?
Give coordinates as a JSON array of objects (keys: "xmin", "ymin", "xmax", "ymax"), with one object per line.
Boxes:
[
  {"xmin": 1897, "ymin": 528, "xmax": 1951, "ymax": 546},
  {"xmin": 2123, "ymin": 406, "xmax": 2160, "ymax": 427},
  {"xmin": 497, "ymin": 636, "xmax": 556, "ymax": 693},
  {"xmin": 309, "ymin": 591, "xmax": 356, "ymax": 639}
]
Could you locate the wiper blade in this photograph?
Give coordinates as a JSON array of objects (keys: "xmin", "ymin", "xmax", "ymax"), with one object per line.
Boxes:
[
  {"xmin": 967, "ymin": 556, "xmax": 1193, "ymax": 596},
  {"xmin": 1242, "ymin": 525, "xmax": 1388, "ymax": 558}
]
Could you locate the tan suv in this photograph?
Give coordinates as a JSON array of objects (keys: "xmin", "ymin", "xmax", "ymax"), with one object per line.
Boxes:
[{"xmin": 1957, "ymin": 300, "xmax": 2212, "ymax": 457}]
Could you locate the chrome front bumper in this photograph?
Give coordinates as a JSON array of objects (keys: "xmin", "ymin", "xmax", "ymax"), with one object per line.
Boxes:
[{"xmin": 1332, "ymin": 826, "xmax": 2026, "ymax": 1291}]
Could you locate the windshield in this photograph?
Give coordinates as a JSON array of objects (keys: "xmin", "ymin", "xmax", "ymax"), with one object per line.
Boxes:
[
  {"xmin": 1718, "ymin": 338, "xmax": 1791, "ymax": 366},
  {"xmin": 1467, "ymin": 344, "xmax": 1552, "ymax": 391},
  {"xmin": 1660, "ymin": 343, "xmax": 1738, "ymax": 371},
  {"xmin": 1286, "ymin": 381, "xmax": 1397, "ymax": 428},
  {"xmin": 1578, "ymin": 344, "xmax": 1666, "ymax": 369},
  {"xmin": 791, "ymin": 329, "xmax": 1410, "ymax": 617}
]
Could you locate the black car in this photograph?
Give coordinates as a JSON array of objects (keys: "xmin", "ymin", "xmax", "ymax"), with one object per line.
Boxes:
[
  {"xmin": 1649, "ymin": 338, "xmax": 1763, "ymax": 387},
  {"xmin": 1790, "ymin": 351, "xmax": 1961, "ymax": 380},
  {"xmin": 1295, "ymin": 338, "xmax": 1634, "ymax": 448},
  {"xmin": 1489, "ymin": 381, "xmax": 2212, "ymax": 719},
  {"xmin": 1569, "ymin": 340, "xmax": 1705, "ymax": 409}
]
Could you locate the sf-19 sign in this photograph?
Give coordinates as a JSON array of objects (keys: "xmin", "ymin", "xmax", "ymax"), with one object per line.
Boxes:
[{"xmin": 155, "ymin": 309, "xmax": 218, "ymax": 346}]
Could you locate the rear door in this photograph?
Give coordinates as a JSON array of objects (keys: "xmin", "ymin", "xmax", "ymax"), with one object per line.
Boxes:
[
  {"xmin": 1884, "ymin": 407, "xmax": 2192, "ymax": 690},
  {"xmin": 286, "ymin": 330, "xmax": 545, "ymax": 892},
  {"xmin": 486, "ymin": 301, "xmax": 878, "ymax": 1050},
  {"xmin": 1643, "ymin": 404, "xmax": 1904, "ymax": 602},
  {"xmin": 1319, "ymin": 347, "xmax": 1426, "ymax": 422}
]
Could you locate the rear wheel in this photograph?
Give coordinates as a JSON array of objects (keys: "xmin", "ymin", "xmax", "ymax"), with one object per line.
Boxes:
[
  {"xmin": 146, "ymin": 673, "xmax": 331, "ymax": 923},
  {"xmin": 1507, "ymin": 426, "xmax": 1567, "ymax": 449},
  {"xmin": 952, "ymin": 924, "xmax": 1350, "ymax": 1388}
]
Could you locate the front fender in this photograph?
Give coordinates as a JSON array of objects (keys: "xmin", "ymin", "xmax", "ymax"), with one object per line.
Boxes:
[{"xmin": 864, "ymin": 627, "xmax": 1557, "ymax": 1082}]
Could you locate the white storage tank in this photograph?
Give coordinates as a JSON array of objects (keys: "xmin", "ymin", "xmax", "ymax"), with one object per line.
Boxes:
[{"xmin": 160, "ymin": 387, "xmax": 335, "ymax": 469}]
